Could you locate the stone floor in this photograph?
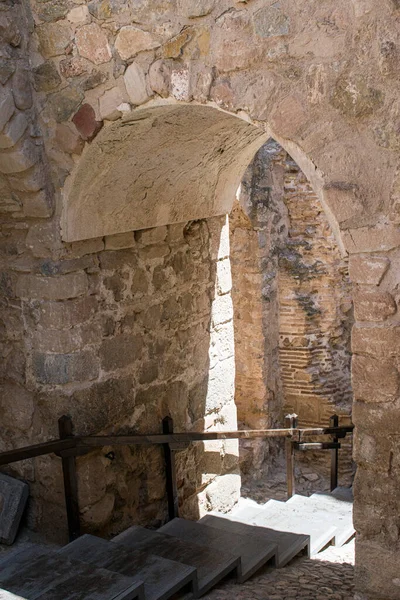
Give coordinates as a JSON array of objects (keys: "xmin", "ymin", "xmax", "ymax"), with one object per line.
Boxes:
[{"xmin": 202, "ymin": 540, "xmax": 355, "ymax": 600}]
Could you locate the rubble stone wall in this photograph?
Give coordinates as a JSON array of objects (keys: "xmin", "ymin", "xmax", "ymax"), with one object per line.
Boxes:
[
  {"xmin": 0, "ymin": 0, "xmax": 399, "ymax": 596},
  {"xmin": 1, "ymin": 213, "xmax": 239, "ymax": 541}
]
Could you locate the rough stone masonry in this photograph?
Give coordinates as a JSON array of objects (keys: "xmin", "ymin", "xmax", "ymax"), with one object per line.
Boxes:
[{"xmin": 0, "ymin": 0, "xmax": 400, "ymax": 599}]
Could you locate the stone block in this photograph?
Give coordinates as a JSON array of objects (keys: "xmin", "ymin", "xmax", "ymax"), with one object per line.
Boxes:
[
  {"xmin": 50, "ymin": 86, "xmax": 85, "ymax": 123},
  {"xmin": 33, "ymin": 61, "xmax": 62, "ymax": 93},
  {"xmin": 33, "ymin": 350, "xmax": 99, "ymax": 384},
  {"xmin": 65, "ymin": 237, "xmax": 105, "ymax": 258},
  {"xmin": 177, "ymin": 0, "xmax": 214, "ymax": 18},
  {"xmin": 16, "ymin": 272, "xmax": 88, "ymax": 300},
  {"xmin": 104, "ymin": 231, "xmax": 135, "ymax": 249},
  {"xmin": 349, "ymin": 255, "xmax": 390, "ymax": 284},
  {"xmin": 12, "ymin": 68, "xmax": 33, "ymax": 111},
  {"xmin": 353, "ymin": 400, "xmax": 400, "ymax": 436},
  {"xmin": 0, "ymin": 113, "xmax": 28, "ymax": 149},
  {"xmin": 323, "ymin": 183, "xmax": 363, "ymax": 223},
  {"xmin": 170, "ymin": 67, "xmax": 191, "ymax": 101},
  {"xmin": 59, "ymin": 56, "xmax": 89, "ymax": 79},
  {"xmin": 99, "ymin": 333, "xmax": 143, "ymax": 371},
  {"xmin": 115, "ymin": 26, "xmax": 160, "ymax": 60},
  {"xmin": 352, "ymin": 355, "xmax": 399, "ymax": 402},
  {"xmin": 0, "ymin": 382, "xmax": 34, "ymax": 432},
  {"xmin": 331, "ymin": 73, "xmax": 384, "ymax": 119},
  {"xmin": 67, "ymin": 5, "xmax": 90, "ymax": 24},
  {"xmin": 124, "ymin": 62, "xmax": 151, "ymax": 106},
  {"xmin": 253, "ymin": 4, "xmax": 290, "ymax": 38},
  {"xmin": 99, "ymin": 87, "xmax": 125, "ymax": 121},
  {"xmin": 167, "ymin": 223, "xmax": 185, "ymax": 243},
  {"xmin": 36, "ymin": 21, "xmax": 73, "ymax": 58},
  {"xmin": 33, "ymin": 322, "xmax": 100, "ymax": 353},
  {"xmin": 353, "ymin": 289, "xmax": 397, "ymax": 321},
  {"xmin": 135, "ymin": 226, "xmax": 167, "ymax": 245},
  {"xmin": 0, "ymin": 473, "xmax": 29, "ymax": 545},
  {"xmin": 138, "ymin": 243, "xmax": 170, "ymax": 261},
  {"xmin": 8, "ymin": 166, "xmax": 46, "ymax": 193},
  {"xmin": 36, "ymin": 296, "xmax": 98, "ymax": 329},
  {"xmin": 355, "ymin": 539, "xmax": 400, "ymax": 599},
  {"xmin": 0, "ymin": 92, "xmax": 15, "ymax": 132},
  {"xmin": 148, "ymin": 59, "xmax": 171, "ymax": 98},
  {"xmin": 351, "ymin": 325, "xmax": 400, "ymax": 356},
  {"xmin": 72, "ymin": 103, "xmax": 103, "ymax": 141},
  {"xmin": 25, "ymin": 221, "xmax": 62, "ymax": 258},
  {"xmin": 0, "ymin": 138, "xmax": 39, "ymax": 175},
  {"xmin": 22, "ymin": 190, "xmax": 53, "ymax": 218},
  {"xmin": 99, "ymin": 248, "xmax": 137, "ymax": 270},
  {"xmin": 76, "ymin": 23, "xmax": 112, "ymax": 65},
  {"xmin": 343, "ymin": 225, "xmax": 400, "ymax": 253},
  {"xmin": 269, "ymin": 94, "xmax": 307, "ymax": 139},
  {"xmin": 55, "ymin": 124, "xmax": 84, "ymax": 155},
  {"xmin": 0, "ymin": 15, "xmax": 21, "ymax": 47},
  {"xmin": 163, "ymin": 30, "xmax": 193, "ymax": 59},
  {"xmin": 0, "ymin": 60, "xmax": 15, "ymax": 85}
]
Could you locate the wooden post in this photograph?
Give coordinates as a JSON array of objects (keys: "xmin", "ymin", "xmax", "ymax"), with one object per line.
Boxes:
[
  {"xmin": 58, "ymin": 415, "xmax": 80, "ymax": 542},
  {"xmin": 162, "ymin": 416, "xmax": 179, "ymax": 520},
  {"xmin": 285, "ymin": 414, "xmax": 298, "ymax": 499},
  {"xmin": 330, "ymin": 414, "xmax": 339, "ymax": 492}
]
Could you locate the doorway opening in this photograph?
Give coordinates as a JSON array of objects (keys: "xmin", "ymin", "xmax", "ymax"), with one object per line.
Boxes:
[{"xmin": 230, "ymin": 139, "xmax": 354, "ymax": 502}]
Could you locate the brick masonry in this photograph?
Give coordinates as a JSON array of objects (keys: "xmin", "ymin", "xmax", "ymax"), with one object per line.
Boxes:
[{"xmin": 231, "ymin": 142, "xmax": 353, "ymax": 484}]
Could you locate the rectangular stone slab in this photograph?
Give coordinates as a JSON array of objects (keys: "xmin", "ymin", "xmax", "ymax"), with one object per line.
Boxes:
[
  {"xmin": 59, "ymin": 533, "xmax": 197, "ymax": 600},
  {"xmin": 112, "ymin": 525, "xmax": 240, "ymax": 597},
  {"xmin": 200, "ymin": 513, "xmax": 310, "ymax": 568},
  {"xmin": 0, "ymin": 545, "xmax": 145, "ymax": 600},
  {"xmin": 287, "ymin": 493, "xmax": 355, "ymax": 547},
  {"xmin": 243, "ymin": 499, "xmax": 337, "ymax": 555},
  {"xmin": 0, "ymin": 473, "xmax": 29, "ymax": 545},
  {"xmin": 159, "ymin": 517, "xmax": 277, "ymax": 582}
]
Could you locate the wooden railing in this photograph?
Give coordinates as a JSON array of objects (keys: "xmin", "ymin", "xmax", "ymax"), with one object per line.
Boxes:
[{"xmin": 0, "ymin": 414, "xmax": 353, "ymax": 542}]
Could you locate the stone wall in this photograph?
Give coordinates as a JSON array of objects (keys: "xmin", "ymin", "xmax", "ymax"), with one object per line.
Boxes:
[
  {"xmin": 1, "ymin": 0, "xmax": 400, "ymax": 596},
  {"xmin": 1, "ymin": 215, "xmax": 239, "ymax": 541},
  {"xmin": 231, "ymin": 141, "xmax": 353, "ymax": 484}
]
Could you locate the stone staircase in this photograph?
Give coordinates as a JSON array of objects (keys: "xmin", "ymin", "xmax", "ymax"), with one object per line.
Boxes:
[{"xmin": 0, "ymin": 488, "xmax": 354, "ymax": 600}]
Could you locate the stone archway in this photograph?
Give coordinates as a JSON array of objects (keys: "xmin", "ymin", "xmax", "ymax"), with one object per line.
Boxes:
[{"xmin": 1, "ymin": 0, "xmax": 400, "ymax": 596}]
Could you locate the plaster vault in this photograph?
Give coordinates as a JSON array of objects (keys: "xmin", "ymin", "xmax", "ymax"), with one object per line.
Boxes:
[{"xmin": 1, "ymin": 1, "xmax": 400, "ymax": 599}]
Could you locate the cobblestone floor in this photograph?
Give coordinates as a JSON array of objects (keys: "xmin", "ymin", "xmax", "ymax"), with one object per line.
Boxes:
[{"xmin": 202, "ymin": 540, "xmax": 355, "ymax": 600}]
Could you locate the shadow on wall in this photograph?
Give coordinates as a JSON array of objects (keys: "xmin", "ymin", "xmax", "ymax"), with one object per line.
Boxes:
[{"xmin": 2, "ymin": 217, "xmax": 240, "ymax": 543}]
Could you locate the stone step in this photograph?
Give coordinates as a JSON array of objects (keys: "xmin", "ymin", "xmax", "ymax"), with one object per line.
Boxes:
[
  {"xmin": 238, "ymin": 499, "xmax": 338, "ymax": 555},
  {"xmin": 228, "ymin": 498, "xmax": 264, "ymax": 517},
  {"xmin": 0, "ymin": 545, "xmax": 144, "ymax": 600},
  {"xmin": 59, "ymin": 533, "xmax": 196, "ymax": 600},
  {"xmin": 200, "ymin": 514, "xmax": 309, "ymax": 568},
  {"xmin": 159, "ymin": 517, "xmax": 277, "ymax": 582},
  {"xmin": 112, "ymin": 525, "xmax": 240, "ymax": 597},
  {"xmin": 287, "ymin": 492, "xmax": 354, "ymax": 547}
]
